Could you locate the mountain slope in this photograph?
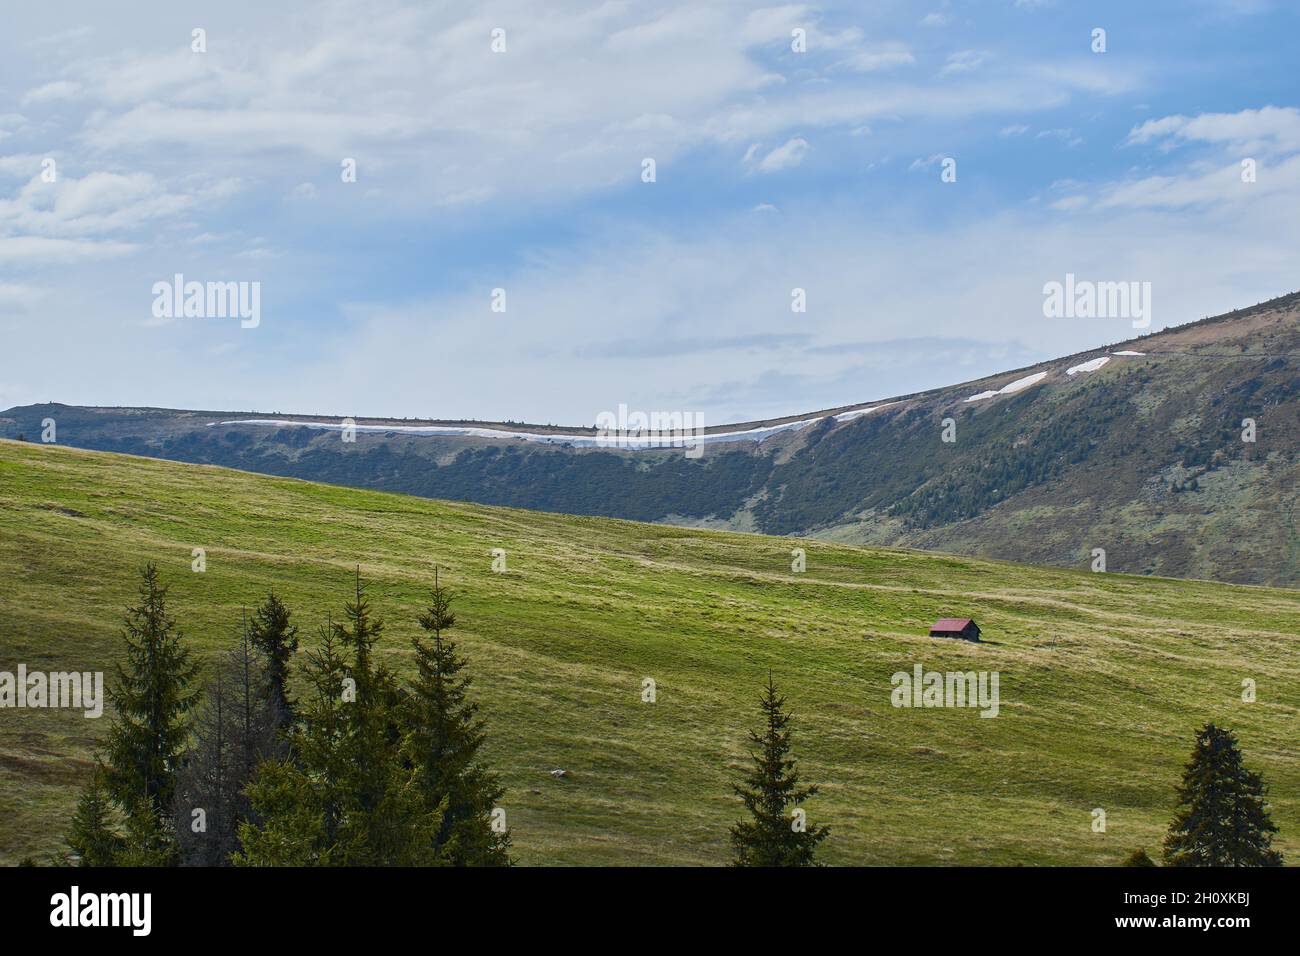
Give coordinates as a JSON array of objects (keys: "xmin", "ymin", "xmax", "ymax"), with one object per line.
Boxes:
[
  {"xmin": 1, "ymin": 440, "xmax": 1298, "ymax": 866},
  {"xmin": 4, "ymin": 291, "xmax": 1298, "ymax": 586}
]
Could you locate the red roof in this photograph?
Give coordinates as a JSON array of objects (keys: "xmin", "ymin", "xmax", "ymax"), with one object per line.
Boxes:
[{"xmin": 930, "ymin": 618, "xmax": 975, "ymax": 631}]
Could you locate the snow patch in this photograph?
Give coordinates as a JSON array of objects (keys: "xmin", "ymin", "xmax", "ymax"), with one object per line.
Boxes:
[
  {"xmin": 833, "ymin": 401, "xmax": 899, "ymax": 422},
  {"xmin": 964, "ymin": 371, "xmax": 1048, "ymax": 403},
  {"xmin": 212, "ymin": 402, "xmax": 899, "ymax": 450},
  {"xmin": 1111, "ymin": 350, "xmax": 1145, "ymax": 356},
  {"xmin": 1066, "ymin": 356, "xmax": 1110, "ymax": 376}
]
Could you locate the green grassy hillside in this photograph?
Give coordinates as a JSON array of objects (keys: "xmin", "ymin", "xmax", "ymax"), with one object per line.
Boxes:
[{"xmin": 1, "ymin": 439, "xmax": 1297, "ymax": 866}]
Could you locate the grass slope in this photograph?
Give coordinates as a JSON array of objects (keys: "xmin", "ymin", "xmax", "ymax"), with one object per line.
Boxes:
[{"xmin": 1, "ymin": 439, "xmax": 1297, "ymax": 866}]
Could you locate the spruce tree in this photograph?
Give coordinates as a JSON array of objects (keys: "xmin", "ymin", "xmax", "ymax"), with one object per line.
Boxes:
[
  {"xmin": 248, "ymin": 592, "xmax": 298, "ymax": 723},
  {"xmin": 66, "ymin": 766, "xmax": 124, "ymax": 866},
  {"xmin": 235, "ymin": 759, "xmax": 332, "ymax": 866},
  {"xmin": 331, "ymin": 569, "xmax": 418, "ymax": 863},
  {"xmin": 404, "ymin": 571, "xmax": 511, "ymax": 865},
  {"xmin": 296, "ymin": 618, "xmax": 354, "ymax": 852},
  {"xmin": 115, "ymin": 802, "xmax": 175, "ymax": 866},
  {"xmin": 730, "ymin": 673, "xmax": 829, "ymax": 866},
  {"xmin": 239, "ymin": 576, "xmax": 439, "ymax": 866},
  {"xmin": 239, "ymin": 620, "xmax": 352, "ymax": 864},
  {"xmin": 1163, "ymin": 723, "xmax": 1283, "ymax": 866},
  {"xmin": 103, "ymin": 563, "xmax": 201, "ymax": 819},
  {"xmin": 174, "ymin": 623, "xmax": 287, "ymax": 865}
]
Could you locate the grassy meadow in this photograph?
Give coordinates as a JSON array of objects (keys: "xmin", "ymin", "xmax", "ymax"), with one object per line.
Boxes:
[{"xmin": 1, "ymin": 438, "xmax": 1297, "ymax": 865}]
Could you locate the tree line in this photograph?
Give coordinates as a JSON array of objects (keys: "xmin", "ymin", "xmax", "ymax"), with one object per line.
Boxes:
[
  {"xmin": 53, "ymin": 563, "xmax": 1284, "ymax": 867},
  {"xmin": 64, "ymin": 564, "xmax": 511, "ymax": 866}
]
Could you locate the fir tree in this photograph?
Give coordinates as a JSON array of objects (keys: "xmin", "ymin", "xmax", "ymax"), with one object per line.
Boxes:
[
  {"xmin": 403, "ymin": 570, "xmax": 511, "ymax": 865},
  {"xmin": 173, "ymin": 622, "xmax": 288, "ymax": 865},
  {"xmin": 730, "ymin": 673, "xmax": 829, "ymax": 866},
  {"xmin": 1163, "ymin": 723, "xmax": 1283, "ymax": 867},
  {"xmin": 234, "ymin": 759, "xmax": 332, "ymax": 866},
  {"xmin": 248, "ymin": 592, "xmax": 298, "ymax": 723},
  {"xmin": 116, "ymin": 802, "xmax": 175, "ymax": 866},
  {"xmin": 239, "ymin": 576, "xmax": 439, "ymax": 866},
  {"xmin": 239, "ymin": 620, "xmax": 353, "ymax": 864},
  {"xmin": 296, "ymin": 618, "xmax": 354, "ymax": 851},
  {"xmin": 331, "ymin": 569, "xmax": 419, "ymax": 863},
  {"xmin": 66, "ymin": 766, "xmax": 124, "ymax": 866},
  {"xmin": 102, "ymin": 563, "xmax": 201, "ymax": 819}
]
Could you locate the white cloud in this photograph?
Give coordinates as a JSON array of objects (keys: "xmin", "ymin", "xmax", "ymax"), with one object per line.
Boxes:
[
  {"xmin": 836, "ymin": 46, "xmax": 915, "ymax": 72},
  {"xmin": 0, "ymin": 236, "xmax": 135, "ymax": 265},
  {"xmin": 0, "ymin": 114, "xmax": 30, "ymax": 142},
  {"xmin": 1098, "ymin": 154, "xmax": 1300, "ymax": 210},
  {"xmin": 0, "ymin": 283, "xmax": 46, "ymax": 311},
  {"xmin": 20, "ymin": 80, "xmax": 82, "ymax": 106},
  {"xmin": 1050, "ymin": 195, "xmax": 1087, "ymax": 211},
  {"xmin": 1105, "ymin": 107, "xmax": 1300, "ymax": 209},
  {"xmin": 0, "ymin": 154, "xmax": 45, "ymax": 177},
  {"xmin": 0, "ymin": 171, "xmax": 194, "ymax": 238},
  {"xmin": 755, "ymin": 137, "xmax": 811, "ymax": 172},
  {"xmin": 1, "ymin": 2, "xmax": 1292, "ymax": 424},
  {"xmin": 1036, "ymin": 127, "xmax": 1083, "ymax": 147},
  {"xmin": 1126, "ymin": 106, "xmax": 1300, "ymax": 155},
  {"xmin": 0, "ymin": 0, "xmax": 1137, "ymax": 216},
  {"xmin": 940, "ymin": 50, "xmax": 989, "ymax": 75},
  {"xmin": 248, "ymin": 189, "xmax": 1300, "ymax": 423}
]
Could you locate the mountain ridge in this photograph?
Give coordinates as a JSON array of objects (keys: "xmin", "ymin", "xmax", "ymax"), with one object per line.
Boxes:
[
  {"xmin": 4, "ymin": 289, "xmax": 1298, "ymax": 586},
  {"xmin": 11, "ymin": 287, "xmax": 1296, "ymax": 436}
]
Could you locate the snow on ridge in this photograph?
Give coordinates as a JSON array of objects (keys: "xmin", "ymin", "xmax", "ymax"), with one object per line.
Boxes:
[
  {"xmin": 212, "ymin": 402, "xmax": 897, "ymax": 450},
  {"xmin": 966, "ymin": 349, "xmax": 1145, "ymax": 401},
  {"xmin": 833, "ymin": 401, "xmax": 899, "ymax": 422},
  {"xmin": 1066, "ymin": 356, "xmax": 1110, "ymax": 376},
  {"xmin": 964, "ymin": 371, "xmax": 1048, "ymax": 403}
]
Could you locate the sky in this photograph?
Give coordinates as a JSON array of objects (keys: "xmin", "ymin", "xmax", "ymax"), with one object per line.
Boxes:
[{"xmin": 1, "ymin": 0, "xmax": 1298, "ymax": 425}]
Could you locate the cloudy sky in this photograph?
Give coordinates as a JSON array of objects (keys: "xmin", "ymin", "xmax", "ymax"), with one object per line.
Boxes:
[{"xmin": 2, "ymin": 0, "xmax": 1297, "ymax": 424}]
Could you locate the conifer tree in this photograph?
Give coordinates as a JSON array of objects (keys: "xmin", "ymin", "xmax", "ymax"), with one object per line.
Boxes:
[
  {"xmin": 248, "ymin": 592, "xmax": 298, "ymax": 723},
  {"xmin": 174, "ymin": 623, "xmax": 287, "ymax": 865},
  {"xmin": 331, "ymin": 570, "xmax": 421, "ymax": 863},
  {"xmin": 1163, "ymin": 723, "xmax": 1283, "ymax": 867},
  {"xmin": 403, "ymin": 571, "xmax": 511, "ymax": 865},
  {"xmin": 239, "ymin": 576, "xmax": 438, "ymax": 866},
  {"xmin": 234, "ymin": 759, "xmax": 332, "ymax": 866},
  {"xmin": 115, "ymin": 802, "xmax": 175, "ymax": 866},
  {"xmin": 730, "ymin": 673, "xmax": 829, "ymax": 866},
  {"xmin": 102, "ymin": 563, "xmax": 201, "ymax": 819},
  {"xmin": 66, "ymin": 766, "xmax": 124, "ymax": 866},
  {"xmin": 296, "ymin": 618, "xmax": 354, "ymax": 850},
  {"xmin": 238, "ymin": 621, "xmax": 352, "ymax": 864}
]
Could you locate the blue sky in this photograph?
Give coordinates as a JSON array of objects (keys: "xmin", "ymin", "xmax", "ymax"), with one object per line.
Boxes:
[{"xmin": 2, "ymin": 0, "xmax": 1298, "ymax": 424}]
